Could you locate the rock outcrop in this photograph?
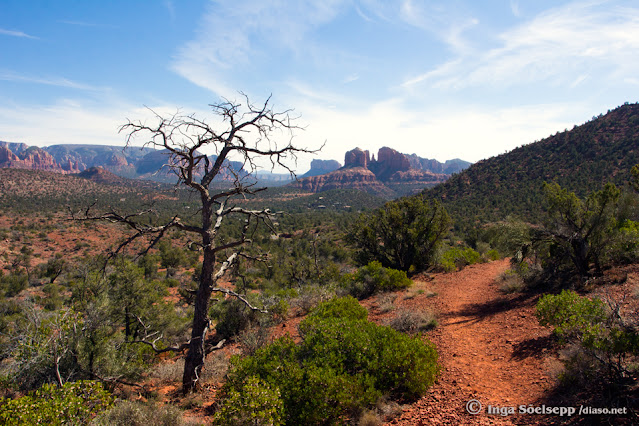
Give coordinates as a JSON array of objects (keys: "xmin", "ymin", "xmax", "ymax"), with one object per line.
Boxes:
[
  {"xmin": 344, "ymin": 148, "xmax": 370, "ymax": 168},
  {"xmin": 301, "ymin": 159, "xmax": 342, "ymax": 178},
  {"xmin": 0, "ymin": 145, "xmax": 64, "ymax": 172},
  {"xmin": 0, "ymin": 142, "xmax": 246, "ymax": 183},
  {"xmin": 368, "ymin": 147, "xmax": 411, "ymax": 180},
  {"xmin": 77, "ymin": 166, "xmax": 126, "ymax": 185}
]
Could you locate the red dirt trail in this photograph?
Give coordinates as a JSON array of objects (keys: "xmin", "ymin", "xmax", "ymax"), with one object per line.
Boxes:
[{"xmin": 380, "ymin": 259, "xmax": 556, "ymax": 425}]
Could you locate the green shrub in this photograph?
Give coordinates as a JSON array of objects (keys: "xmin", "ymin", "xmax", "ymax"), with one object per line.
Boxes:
[
  {"xmin": 0, "ymin": 271, "xmax": 28, "ymax": 297},
  {"xmin": 439, "ymin": 246, "xmax": 480, "ymax": 272},
  {"xmin": 0, "ymin": 380, "xmax": 113, "ymax": 425},
  {"xmin": 485, "ymin": 249, "xmax": 501, "ymax": 261},
  {"xmin": 537, "ymin": 290, "xmax": 608, "ymax": 344},
  {"xmin": 537, "ymin": 290, "xmax": 639, "ymax": 381},
  {"xmin": 341, "ymin": 261, "xmax": 412, "ymax": 299},
  {"xmin": 220, "ymin": 297, "xmax": 439, "ymax": 425},
  {"xmin": 212, "ymin": 376, "xmax": 285, "ymax": 426},
  {"xmin": 211, "ymin": 298, "xmax": 261, "ymax": 340},
  {"xmin": 303, "ymin": 295, "xmax": 367, "ymax": 323},
  {"xmin": 610, "ymin": 219, "xmax": 639, "ymax": 264}
]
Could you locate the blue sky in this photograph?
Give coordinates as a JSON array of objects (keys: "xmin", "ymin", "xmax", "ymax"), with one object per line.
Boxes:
[{"xmin": 1, "ymin": 0, "xmax": 639, "ymax": 172}]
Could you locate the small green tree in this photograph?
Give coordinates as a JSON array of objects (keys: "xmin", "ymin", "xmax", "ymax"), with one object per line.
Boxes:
[
  {"xmin": 9, "ymin": 306, "xmax": 81, "ymax": 388},
  {"xmin": 158, "ymin": 240, "xmax": 187, "ymax": 275},
  {"xmin": 534, "ymin": 182, "xmax": 621, "ymax": 279},
  {"xmin": 40, "ymin": 253, "xmax": 68, "ymax": 284},
  {"xmin": 348, "ymin": 196, "xmax": 451, "ymax": 272}
]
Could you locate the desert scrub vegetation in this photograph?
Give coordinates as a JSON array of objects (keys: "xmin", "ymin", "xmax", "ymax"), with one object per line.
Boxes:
[
  {"xmin": 0, "ymin": 380, "xmax": 114, "ymax": 425},
  {"xmin": 497, "ymin": 268, "xmax": 526, "ymax": 293},
  {"xmin": 92, "ymin": 400, "xmax": 190, "ymax": 426},
  {"xmin": 536, "ymin": 290, "xmax": 639, "ymax": 388},
  {"xmin": 388, "ymin": 308, "xmax": 438, "ymax": 333},
  {"xmin": 511, "ymin": 182, "xmax": 639, "ymax": 288},
  {"xmin": 348, "ymin": 195, "xmax": 451, "ymax": 272},
  {"xmin": 214, "ymin": 296, "xmax": 439, "ymax": 425},
  {"xmin": 437, "ymin": 245, "xmax": 481, "ymax": 272},
  {"xmin": 340, "ymin": 261, "xmax": 412, "ymax": 299}
]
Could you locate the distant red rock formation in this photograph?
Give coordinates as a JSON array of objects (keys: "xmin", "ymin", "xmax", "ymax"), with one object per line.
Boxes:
[
  {"xmin": 292, "ymin": 146, "xmax": 453, "ymax": 196},
  {"xmin": 0, "ymin": 145, "xmax": 67, "ymax": 173},
  {"xmin": 344, "ymin": 147, "xmax": 370, "ymax": 168}
]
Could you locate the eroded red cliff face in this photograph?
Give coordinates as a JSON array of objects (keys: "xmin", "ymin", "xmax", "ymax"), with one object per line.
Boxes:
[
  {"xmin": 0, "ymin": 146, "xmax": 68, "ymax": 173},
  {"xmin": 344, "ymin": 148, "xmax": 370, "ymax": 168},
  {"xmin": 0, "ymin": 146, "xmax": 19, "ymax": 163}
]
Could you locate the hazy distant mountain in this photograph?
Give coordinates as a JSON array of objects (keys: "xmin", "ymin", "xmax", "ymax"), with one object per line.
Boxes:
[
  {"xmin": 406, "ymin": 155, "xmax": 471, "ymax": 175},
  {"xmin": 301, "ymin": 159, "xmax": 342, "ymax": 178},
  {"xmin": 0, "ymin": 143, "xmax": 246, "ymax": 183},
  {"xmin": 0, "ymin": 141, "xmax": 468, "ymax": 192}
]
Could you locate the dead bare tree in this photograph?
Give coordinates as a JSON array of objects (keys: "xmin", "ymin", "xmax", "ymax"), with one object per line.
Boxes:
[{"xmin": 76, "ymin": 94, "xmax": 314, "ymax": 393}]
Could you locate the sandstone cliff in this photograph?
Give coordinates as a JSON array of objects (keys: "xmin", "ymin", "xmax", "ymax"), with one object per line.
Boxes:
[{"xmin": 0, "ymin": 145, "xmax": 66, "ymax": 173}]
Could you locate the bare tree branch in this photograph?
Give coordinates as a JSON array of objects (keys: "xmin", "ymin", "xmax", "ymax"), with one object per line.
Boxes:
[{"xmin": 81, "ymin": 94, "xmax": 320, "ymax": 393}]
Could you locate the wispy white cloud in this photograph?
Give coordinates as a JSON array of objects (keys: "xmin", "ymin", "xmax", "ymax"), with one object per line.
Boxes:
[
  {"xmin": 342, "ymin": 73, "xmax": 360, "ymax": 84},
  {"xmin": 510, "ymin": 0, "xmax": 522, "ymax": 18},
  {"xmin": 398, "ymin": 0, "xmax": 477, "ymax": 53},
  {"xmin": 171, "ymin": 0, "xmax": 349, "ymax": 97},
  {"xmin": 0, "ymin": 97, "xmax": 218, "ymax": 149},
  {"xmin": 164, "ymin": 1, "xmax": 176, "ymax": 24},
  {"xmin": 403, "ymin": 1, "xmax": 639, "ymax": 90},
  {"xmin": 0, "ymin": 27, "xmax": 38, "ymax": 39},
  {"xmin": 0, "ymin": 100, "xmax": 128, "ymax": 146},
  {"xmin": 0, "ymin": 70, "xmax": 109, "ymax": 92}
]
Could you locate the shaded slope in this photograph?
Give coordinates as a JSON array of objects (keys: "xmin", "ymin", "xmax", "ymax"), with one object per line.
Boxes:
[{"xmin": 423, "ymin": 103, "xmax": 639, "ymax": 232}]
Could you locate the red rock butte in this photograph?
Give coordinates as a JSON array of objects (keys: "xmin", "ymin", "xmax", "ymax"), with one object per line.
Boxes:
[{"xmin": 292, "ymin": 146, "xmax": 453, "ymax": 196}]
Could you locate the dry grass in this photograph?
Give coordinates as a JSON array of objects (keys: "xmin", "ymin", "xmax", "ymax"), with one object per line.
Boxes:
[
  {"xmin": 388, "ymin": 309, "xmax": 437, "ymax": 333},
  {"xmin": 498, "ymin": 270, "xmax": 525, "ymax": 293},
  {"xmin": 377, "ymin": 293, "xmax": 397, "ymax": 313},
  {"xmin": 358, "ymin": 410, "xmax": 382, "ymax": 426}
]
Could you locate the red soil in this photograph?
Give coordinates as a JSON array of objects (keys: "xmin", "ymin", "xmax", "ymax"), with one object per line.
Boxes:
[{"xmin": 374, "ymin": 259, "xmax": 557, "ymax": 425}]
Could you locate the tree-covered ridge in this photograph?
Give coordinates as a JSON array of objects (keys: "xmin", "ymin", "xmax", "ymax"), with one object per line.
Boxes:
[{"xmin": 424, "ymin": 102, "xmax": 639, "ymax": 232}]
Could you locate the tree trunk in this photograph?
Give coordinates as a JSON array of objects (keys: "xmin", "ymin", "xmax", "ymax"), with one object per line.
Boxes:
[
  {"xmin": 571, "ymin": 237, "xmax": 590, "ymax": 277},
  {"xmin": 182, "ymin": 241, "xmax": 215, "ymax": 393}
]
